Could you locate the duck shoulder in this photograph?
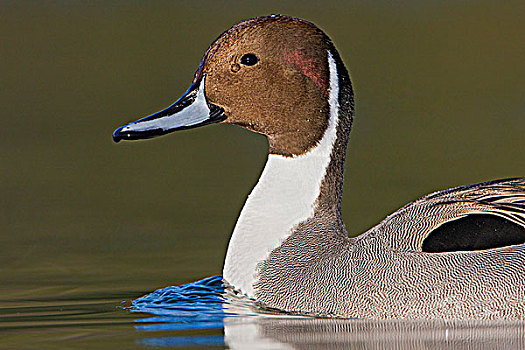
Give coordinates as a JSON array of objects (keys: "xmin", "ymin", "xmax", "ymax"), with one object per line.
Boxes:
[{"xmin": 369, "ymin": 178, "xmax": 525, "ymax": 253}]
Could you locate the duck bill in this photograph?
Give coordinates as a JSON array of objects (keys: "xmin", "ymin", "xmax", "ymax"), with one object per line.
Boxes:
[{"xmin": 112, "ymin": 76, "xmax": 225, "ymax": 142}]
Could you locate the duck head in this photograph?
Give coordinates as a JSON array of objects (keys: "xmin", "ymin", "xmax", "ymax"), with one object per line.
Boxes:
[{"xmin": 113, "ymin": 15, "xmax": 350, "ymax": 157}]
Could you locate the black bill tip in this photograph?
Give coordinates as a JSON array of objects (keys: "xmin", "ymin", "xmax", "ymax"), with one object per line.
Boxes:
[
  {"xmin": 112, "ymin": 126, "xmax": 125, "ymax": 143},
  {"xmin": 112, "ymin": 125, "xmax": 167, "ymax": 143}
]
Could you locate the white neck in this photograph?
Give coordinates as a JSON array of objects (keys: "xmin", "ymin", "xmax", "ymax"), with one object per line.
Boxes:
[{"xmin": 223, "ymin": 52, "xmax": 340, "ymax": 297}]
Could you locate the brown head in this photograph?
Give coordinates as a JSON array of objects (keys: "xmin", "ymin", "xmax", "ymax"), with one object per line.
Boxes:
[{"xmin": 113, "ymin": 15, "xmax": 352, "ymax": 157}]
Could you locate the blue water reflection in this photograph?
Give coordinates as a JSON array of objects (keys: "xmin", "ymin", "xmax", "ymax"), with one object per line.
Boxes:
[
  {"xmin": 129, "ymin": 275, "xmax": 247, "ymax": 347},
  {"xmin": 139, "ymin": 335, "xmax": 225, "ymax": 347},
  {"xmin": 131, "ymin": 275, "xmax": 228, "ymax": 319}
]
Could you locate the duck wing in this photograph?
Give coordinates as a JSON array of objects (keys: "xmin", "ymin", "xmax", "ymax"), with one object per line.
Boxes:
[{"xmin": 371, "ymin": 178, "xmax": 525, "ymax": 253}]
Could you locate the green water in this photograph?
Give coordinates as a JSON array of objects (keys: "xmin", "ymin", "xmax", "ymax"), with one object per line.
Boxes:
[{"xmin": 2, "ymin": 1, "xmax": 524, "ymax": 348}]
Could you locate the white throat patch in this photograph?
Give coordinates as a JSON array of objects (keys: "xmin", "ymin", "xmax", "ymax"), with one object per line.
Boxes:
[{"xmin": 223, "ymin": 52, "xmax": 340, "ymax": 297}]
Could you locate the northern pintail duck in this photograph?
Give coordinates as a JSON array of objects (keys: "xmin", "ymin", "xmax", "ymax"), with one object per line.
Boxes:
[{"xmin": 113, "ymin": 15, "xmax": 525, "ymax": 319}]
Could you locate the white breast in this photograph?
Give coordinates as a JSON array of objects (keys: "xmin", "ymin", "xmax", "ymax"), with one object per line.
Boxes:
[{"xmin": 223, "ymin": 51, "xmax": 340, "ymax": 297}]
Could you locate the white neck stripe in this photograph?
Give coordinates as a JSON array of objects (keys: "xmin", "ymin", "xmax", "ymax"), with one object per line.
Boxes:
[{"xmin": 223, "ymin": 51, "xmax": 340, "ymax": 297}]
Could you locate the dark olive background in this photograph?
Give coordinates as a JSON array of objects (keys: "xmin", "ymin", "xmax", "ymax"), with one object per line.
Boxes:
[{"xmin": 1, "ymin": 0, "xmax": 524, "ymax": 336}]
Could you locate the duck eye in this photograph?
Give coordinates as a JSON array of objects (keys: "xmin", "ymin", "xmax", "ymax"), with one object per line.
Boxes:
[{"xmin": 240, "ymin": 53, "xmax": 259, "ymax": 66}]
